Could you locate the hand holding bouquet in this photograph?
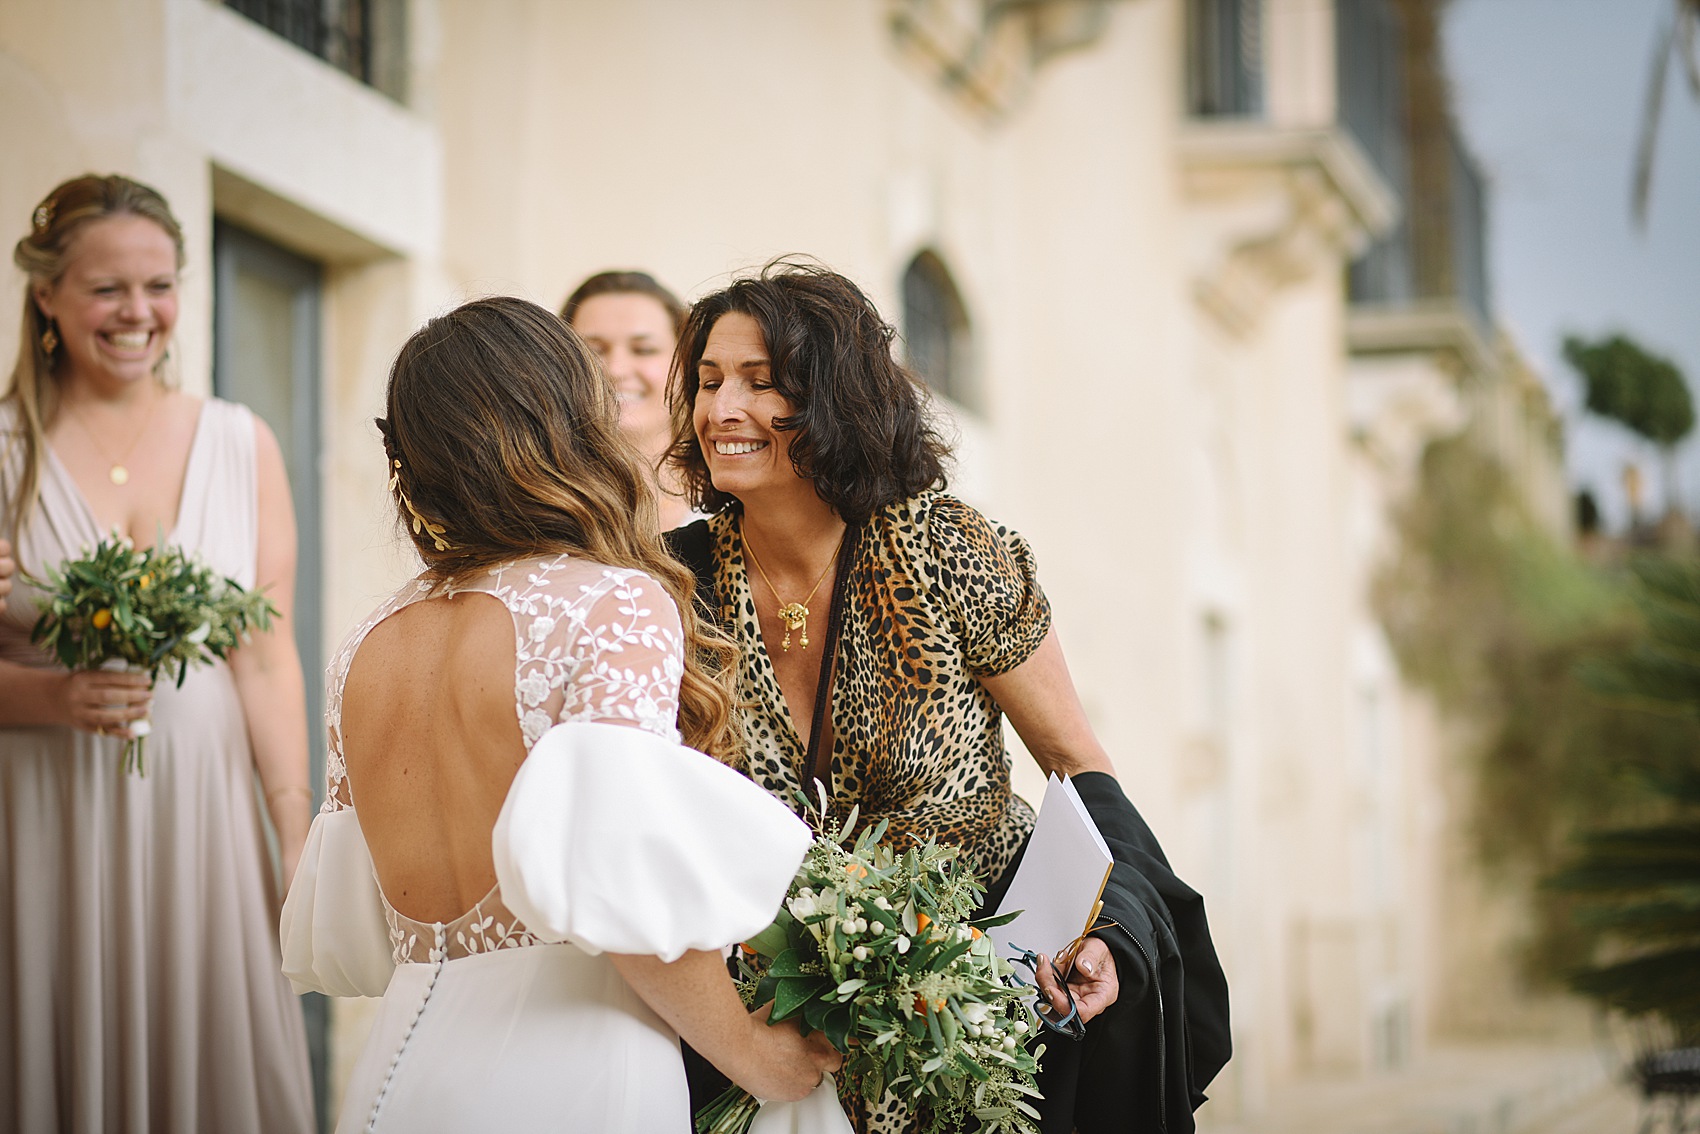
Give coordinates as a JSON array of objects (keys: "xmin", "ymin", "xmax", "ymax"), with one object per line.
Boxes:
[
  {"xmin": 697, "ymin": 794, "xmax": 1044, "ymax": 1134},
  {"xmin": 29, "ymin": 532, "xmax": 277, "ymax": 774}
]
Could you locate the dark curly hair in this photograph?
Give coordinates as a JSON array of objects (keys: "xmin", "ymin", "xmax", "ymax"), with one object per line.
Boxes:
[{"xmin": 666, "ymin": 259, "xmax": 950, "ymax": 523}]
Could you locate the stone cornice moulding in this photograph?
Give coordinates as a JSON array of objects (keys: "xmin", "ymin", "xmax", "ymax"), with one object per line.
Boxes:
[
  {"xmin": 1350, "ymin": 302, "xmax": 1567, "ymax": 524},
  {"xmin": 1346, "ymin": 300, "xmax": 1498, "ymax": 385},
  {"xmin": 1181, "ymin": 123, "xmax": 1399, "ymax": 337},
  {"xmin": 1346, "ymin": 301, "xmax": 1524, "ymax": 483}
]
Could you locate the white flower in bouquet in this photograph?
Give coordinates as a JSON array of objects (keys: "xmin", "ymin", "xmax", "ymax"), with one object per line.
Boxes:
[{"xmin": 696, "ymin": 791, "xmax": 1044, "ymax": 1134}]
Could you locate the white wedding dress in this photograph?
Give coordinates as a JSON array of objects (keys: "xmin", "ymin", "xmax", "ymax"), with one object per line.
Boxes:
[{"xmin": 280, "ymin": 554, "xmax": 849, "ymax": 1133}]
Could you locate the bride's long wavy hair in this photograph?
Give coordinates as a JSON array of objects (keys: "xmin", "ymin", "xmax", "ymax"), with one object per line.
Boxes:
[{"xmin": 379, "ymin": 296, "xmax": 737, "ymax": 760}]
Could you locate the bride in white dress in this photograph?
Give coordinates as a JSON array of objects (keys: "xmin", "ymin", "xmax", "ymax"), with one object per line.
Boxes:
[{"xmin": 280, "ymin": 297, "xmax": 844, "ymax": 1132}]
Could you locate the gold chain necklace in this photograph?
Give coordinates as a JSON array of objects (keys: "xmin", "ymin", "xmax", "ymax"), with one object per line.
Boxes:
[
  {"xmin": 743, "ymin": 527, "xmax": 847, "ymax": 652},
  {"xmin": 65, "ymin": 389, "xmax": 162, "ymax": 486}
]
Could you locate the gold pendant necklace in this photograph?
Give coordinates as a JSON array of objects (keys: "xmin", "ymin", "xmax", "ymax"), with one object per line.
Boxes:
[
  {"xmin": 744, "ymin": 527, "xmax": 848, "ymax": 652},
  {"xmin": 66, "ymin": 389, "xmax": 163, "ymax": 486}
]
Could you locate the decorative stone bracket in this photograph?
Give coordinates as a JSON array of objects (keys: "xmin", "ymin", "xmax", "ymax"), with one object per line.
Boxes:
[
  {"xmin": 1181, "ymin": 123, "xmax": 1398, "ymax": 337},
  {"xmin": 886, "ymin": 0, "xmax": 1122, "ymax": 121},
  {"xmin": 1347, "ymin": 301, "xmax": 1563, "ymax": 491},
  {"xmin": 1344, "ymin": 336, "xmax": 1470, "ymax": 484}
]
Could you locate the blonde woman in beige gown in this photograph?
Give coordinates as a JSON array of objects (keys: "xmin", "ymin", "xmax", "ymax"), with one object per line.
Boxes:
[{"xmin": 0, "ymin": 176, "xmax": 314, "ymax": 1132}]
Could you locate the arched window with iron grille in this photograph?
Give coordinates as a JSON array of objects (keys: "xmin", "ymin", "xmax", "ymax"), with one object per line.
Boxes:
[{"xmin": 901, "ymin": 250, "xmax": 974, "ymax": 410}]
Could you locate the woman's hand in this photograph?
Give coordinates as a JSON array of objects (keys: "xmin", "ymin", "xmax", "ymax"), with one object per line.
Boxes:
[
  {"xmin": 733, "ymin": 1004, "xmax": 844, "ymax": 1103},
  {"xmin": 0, "ymin": 537, "xmax": 14, "ymax": 615},
  {"xmin": 58, "ymin": 668, "xmax": 153, "ymax": 737},
  {"xmin": 609, "ymin": 948, "xmax": 842, "ymax": 1104},
  {"xmin": 1035, "ymin": 936, "xmax": 1120, "ymax": 1027}
]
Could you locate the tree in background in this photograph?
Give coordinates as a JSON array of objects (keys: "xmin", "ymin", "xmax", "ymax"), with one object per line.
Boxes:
[
  {"xmin": 1377, "ymin": 436, "xmax": 1696, "ymax": 984},
  {"xmin": 1564, "ymin": 333, "xmax": 1695, "ymax": 517},
  {"xmin": 1549, "ymin": 558, "xmax": 1700, "ymax": 1047}
]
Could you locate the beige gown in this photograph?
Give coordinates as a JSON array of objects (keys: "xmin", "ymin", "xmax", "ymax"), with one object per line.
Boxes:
[{"xmin": 0, "ymin": 398, "xmax": 315, "ymax": 1134}]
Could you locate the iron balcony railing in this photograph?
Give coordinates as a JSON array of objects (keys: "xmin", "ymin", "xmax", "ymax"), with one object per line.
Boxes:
[
  {"xmin": 1447, "ymin": 130, "xmax": 1492, "ymax": 332},
  {"xmin": 1187, "ymin": 0, "xmax": 1264, "ymax": 117},
  {"xmin": 225, "ymin": 0, "xmax": 374, "ymax": 88},
  {"xmin": 1336, "ymin": 0, "xmax": 1407, "ymax": 192},
  {"xmin": 1339, "ymin": 0, "xmax": 1491, "ymax": 331}
]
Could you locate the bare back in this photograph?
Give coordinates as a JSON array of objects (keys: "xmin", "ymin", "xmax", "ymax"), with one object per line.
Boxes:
[
  {"xmin": 322, "ymin": 552, "xmax": 689, "ymax": 960},
  {"xmin": 342, "ymin": 592, "xmax": 525, "ymax": 923}
]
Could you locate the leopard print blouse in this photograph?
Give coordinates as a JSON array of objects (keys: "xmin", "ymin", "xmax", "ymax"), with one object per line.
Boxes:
[{"xmin": 698, "ymin": 491, "xmax": 1051, "ymax": 886}]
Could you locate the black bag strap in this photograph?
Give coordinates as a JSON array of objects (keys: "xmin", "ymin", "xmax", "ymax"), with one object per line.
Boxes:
[
  {"xmin": 666, "ymin": 515, "xmax": 859, "ymax": 793},
  {"xmin": 802, "ymin": 523, "xmax": 859, "ymax": 790}
]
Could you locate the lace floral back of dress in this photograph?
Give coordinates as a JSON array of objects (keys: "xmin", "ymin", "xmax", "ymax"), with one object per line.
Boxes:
[{"xmin": 322, "ymin": 553, "xmax": 690, "ymax": 963}]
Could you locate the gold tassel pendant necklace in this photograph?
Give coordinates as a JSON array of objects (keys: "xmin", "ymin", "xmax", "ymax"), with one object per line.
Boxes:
[{"xmin": 744, "ymin": 528, "xmax": 847, "ymax": 652}]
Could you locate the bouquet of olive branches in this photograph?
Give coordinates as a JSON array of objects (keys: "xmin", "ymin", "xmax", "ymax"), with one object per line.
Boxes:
[
  {"xmin": 696, "ymin": 792, "xmax": 1044, "ymax": 1134},
  {"xmin": 29, "ymin": 532, "xmax": 276, "ymax": 775}
]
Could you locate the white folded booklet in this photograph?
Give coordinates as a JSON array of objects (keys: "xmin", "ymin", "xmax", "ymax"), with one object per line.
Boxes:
[{"xmin": 988, "ymin": 773, "xmax": 1113, "ymax": 964}]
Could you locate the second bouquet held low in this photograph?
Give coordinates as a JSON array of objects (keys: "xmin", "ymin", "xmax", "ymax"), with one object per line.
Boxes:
[
  {"xmin": 27, "ymin": 531, "xmax": 277, "ymax": 774},
  {"xmin": 696, "ymin": 792, "xmax": 1045, "ymax": 1134}
]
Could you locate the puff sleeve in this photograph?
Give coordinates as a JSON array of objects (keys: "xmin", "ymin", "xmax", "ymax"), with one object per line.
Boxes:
[
  {"xmin": 922, "ymin": 495, "xmax": 1052, "ymax": 677},
  {"xmin": 492, "ymin": 721, "xmax": 811, "ymax": 961},
  {"xmin": 497, "ymin": 567, "xmax": 809, "ymax": 960},
  {"xmin": 279, "ymin": 809, "xmax": 397, "ymax": 997}
]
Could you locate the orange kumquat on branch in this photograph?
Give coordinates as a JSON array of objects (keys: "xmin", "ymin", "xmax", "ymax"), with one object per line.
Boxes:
[{"xmin": 27, "ymin": 531, "xmax": 277, "ymax": 774}]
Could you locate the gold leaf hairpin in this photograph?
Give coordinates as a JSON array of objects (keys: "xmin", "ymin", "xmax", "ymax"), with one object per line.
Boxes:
[{"xmin": 389, "ymin": 459, "xmax": 454, "ymax": 552}]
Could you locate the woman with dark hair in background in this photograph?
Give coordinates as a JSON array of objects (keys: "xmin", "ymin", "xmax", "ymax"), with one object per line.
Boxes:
[
  {"xmin": 666, "ymin": 260, "xmax": 1230, "ymax": 1133},
  {"xmin": 562, "ymin": 270, "xmax": 697, "ymax": 528},
  {"xmin": 280, "ymin": 296, "xmax": 841, "ymax": 1131},
  {"xmin": 0, "ymin": 174, "xmax": 314, "ymax": 1132}
]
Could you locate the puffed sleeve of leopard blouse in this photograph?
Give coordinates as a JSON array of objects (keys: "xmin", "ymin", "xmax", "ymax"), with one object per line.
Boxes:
[
  {"xmin": 921, "ymin": 493, "xmax": 1053, "ymax": 677},
  {"xmin": 493, "ymin": 569, "xmax": 811, "ymax": 962}
]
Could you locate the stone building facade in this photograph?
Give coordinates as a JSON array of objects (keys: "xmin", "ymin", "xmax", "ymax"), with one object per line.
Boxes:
[{"xmin": 0, "ymin": 0, "xmax": 1572, "ymax": 1124}]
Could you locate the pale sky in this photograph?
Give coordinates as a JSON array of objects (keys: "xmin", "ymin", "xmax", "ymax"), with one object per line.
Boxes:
[{"xmin": 1445, "ymin": 0, "xmax": 1700, "ymax": 530}]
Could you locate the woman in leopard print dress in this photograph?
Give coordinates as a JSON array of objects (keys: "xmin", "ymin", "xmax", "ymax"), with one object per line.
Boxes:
[{"xmin": 664, "ymin": 261, "xmax": 1131, "ymax": 1133}]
